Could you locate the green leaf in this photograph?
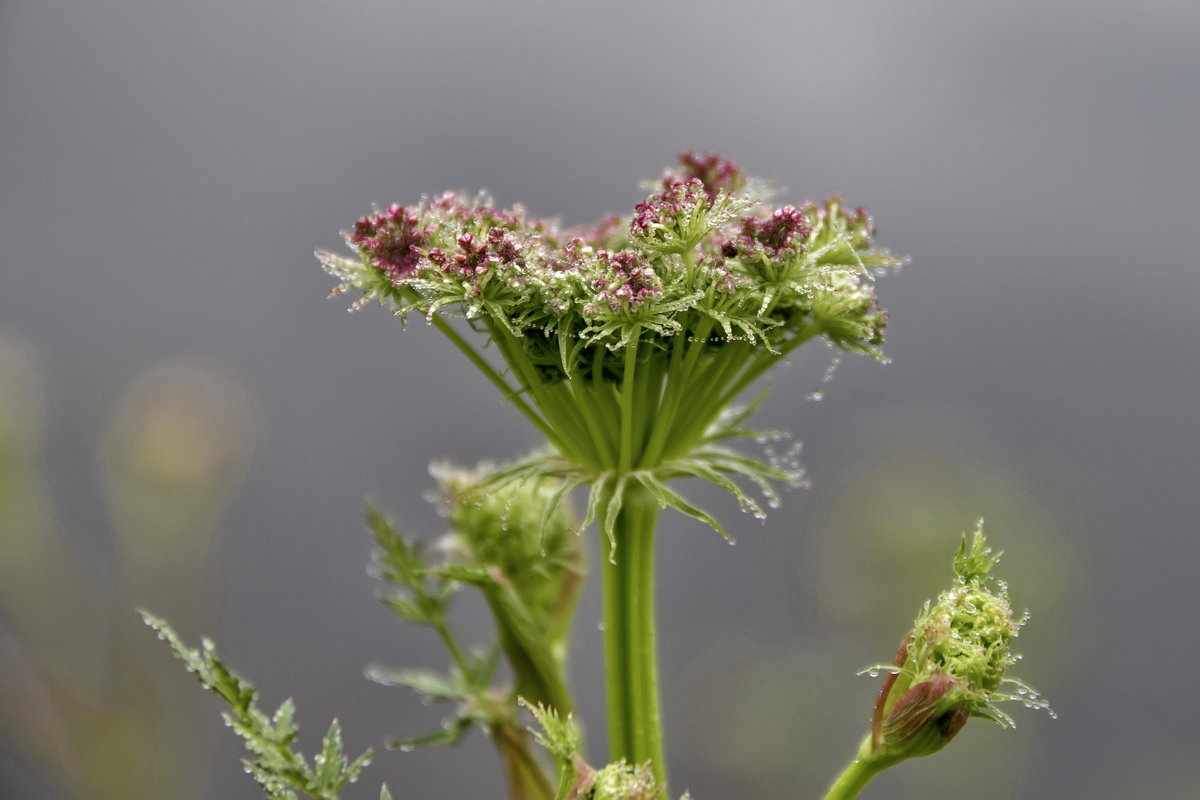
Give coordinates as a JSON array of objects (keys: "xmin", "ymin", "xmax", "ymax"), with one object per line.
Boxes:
[
  {"xmin": 520, "ymin": 699, "xmax": 580, "ymax": 764},
  {"xmin": 142, "ymin": 612, "xmax": 373, "ymax": 800},
  {"xmin": 364, "ymin": 666, "xmax": 466, "ymax": 703},
  {"xmin": 430, "ymin": 563, "xmax": 494, "ymax": 587},
  {"xmin": 271, "ymin": 699, "xmax": 299, "ymax": 743},
  {"xmin": 389, "ymin": 715, "xmax": 473, "ymax": 751},
  {"xmin": 314, "ymin": 720, "xmax": 346, "ymax": 789}
]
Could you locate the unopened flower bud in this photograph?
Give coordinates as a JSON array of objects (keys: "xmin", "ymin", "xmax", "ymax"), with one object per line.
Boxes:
[
  {"xmin": 858, "ymin": 523, "xmax": 1049, "ymax": 772},
  {"xmin": 874, "ymin": 672, "xmax": 969, "ymax": 763}
]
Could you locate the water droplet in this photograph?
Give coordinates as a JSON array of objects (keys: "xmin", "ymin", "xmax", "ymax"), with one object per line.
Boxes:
[
  {"xmin": 868, "ymin": 669, "xmax": 880, "ymax": 678},
  {"xmin": 806, "ymin": 390, "xmax": 824, "ymax": 402},
  {"xmin": 822, "ymin": 356, "xmax": 843, "ymax": 383}
]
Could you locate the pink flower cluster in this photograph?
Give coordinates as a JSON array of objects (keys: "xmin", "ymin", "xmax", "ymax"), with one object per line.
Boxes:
[
  {"xmin": 354, "ymin": 193, "xmax": 555, "ymax": 288},
  {"xmin": 733, "ymin": 205, "xmax": 811, "ymax": 258},
  {"xmin": 592, "ymin": 249, "xmax": 659, "ymax": 311},
  {"xmin": 630, "ymin": 177, "xmax": 710, "ymax": 239},
  {"xmin": 664, "ymin": 151, "xmax": 746, "ymax": 198},
  {"xmin": 350, "ymin": 204, "xmax": 431, "ymax": 283}
]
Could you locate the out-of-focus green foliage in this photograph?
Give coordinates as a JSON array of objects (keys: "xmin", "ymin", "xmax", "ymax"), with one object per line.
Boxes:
[{"xmin": 0, "ymin": 338, "xmax": 253, "ymax": 799}]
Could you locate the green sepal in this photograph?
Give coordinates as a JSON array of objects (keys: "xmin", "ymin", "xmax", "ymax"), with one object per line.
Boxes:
[{"xmin": 636, "ymin": 472, "xmax": 728, "ymax": 540}]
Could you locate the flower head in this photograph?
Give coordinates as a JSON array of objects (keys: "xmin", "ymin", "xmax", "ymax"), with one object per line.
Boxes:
[
  {"xmin": 320, "ymin": 154, "xmax": 898, "ymax": 361},
  {"xmin": 318, "ymin": 153, "xmax": 903, "ymax": 540}
]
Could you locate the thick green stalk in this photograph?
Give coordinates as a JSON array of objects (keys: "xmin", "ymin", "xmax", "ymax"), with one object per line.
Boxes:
[{"xmin": 600, "ymin": 481, "xmax": 666, "ymax": 788}]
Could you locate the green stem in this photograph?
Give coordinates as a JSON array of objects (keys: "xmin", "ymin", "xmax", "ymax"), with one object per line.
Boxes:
[
  {"xmin": 640, "ymin": 330, "xmax": 687, "ymax": 467},
  {"xmin": 494, "ymin": 719, "xmax": 555, "ymax": 800},
  {"xmin": 423, "ymin": 310, "xmax": 564, "ymax": 451},
  {"xmin": 487, "ymin": 324, "xmax": 598, "ymax": 469},
  {"xmin": 822, "ymin": 741, "xmax": 885, "ymax": 800},
  {"xmin": 483, "ymin": 586, "xmax": 574, "ymax": 716},
  {"xmin": 600, "ymin": 481, "xmax": 666, "ymax": 788},
  {"xmin": 659, "ymin": 342, "xmax": 749, "ymax": 460},
  {"xmin": 619, "ymin": 330, "xmax": 642, "ymax": 472},
  {"xmin": 714, "ymin": 322, "xmax": 823, "ymax": 411}
]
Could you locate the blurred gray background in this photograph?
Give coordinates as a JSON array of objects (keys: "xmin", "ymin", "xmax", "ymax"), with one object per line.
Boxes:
[{"xmin": 2, "ymin": 1, "xmax": 1197, "ymax": 798}]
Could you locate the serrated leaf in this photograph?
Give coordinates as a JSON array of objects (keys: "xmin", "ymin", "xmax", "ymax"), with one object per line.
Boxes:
[
  {"xmin": 272, "ymin": 699, "xmax": 299, "ymax": 742},
  {"xmin": 364, "ymin": 665, "xmax": 465, "ymax": 702},
  {"xmin": 463, "ymin": 644, "xmax": 502, "ymax": 690},
  {"xmin": 381, "ymin": 595, "xmax": 437, "ymax": 626},
  {"xmin": 430, "ymin": 563, "xmax": 495, "ymax": 587},
  {"xmin": 344, "ymin": 750, "xmax": 373, "ymax": 785},
  {"xmin": 389, "ymin": 715, "xmax": 473, "ymax": 750},
  {"xmin": 314, "ymin": 720, "xmax": 346, "ymax": 788},
  {"xmin": 144, "ymin": 612, "xmax": 374, "ymax": 800},
  {"xmin": 519, "ymin": 699, "xmax": 580, "ymax": 763}
]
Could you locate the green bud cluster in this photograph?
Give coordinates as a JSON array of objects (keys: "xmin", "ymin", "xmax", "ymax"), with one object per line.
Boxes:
[
  {"xmin": 865, "ymin": 524, "xmax": 1050, "ymax": 768},
  {"xmin": 364, "ymin": 462, "xmax": 589, "ymax": 798},
  {"xmin": 369, "ymin": 461, "xmax": 583, "ymax": 725},
  {"xmin": 431, "ymin": 460, "xmax": 582, "ymax": 644},
  {"xmin": 907, "ymin": 530, "xmax": 1019, "ymax": 699},
  {"xmin": 585, "ymin": 761, "xmax": 661, "ymax": 800}
]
